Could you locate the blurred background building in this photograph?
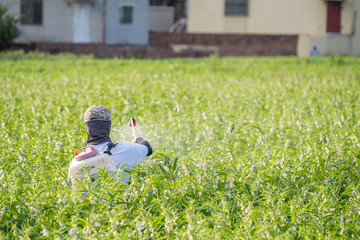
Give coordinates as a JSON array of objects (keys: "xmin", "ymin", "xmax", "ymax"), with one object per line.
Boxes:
[
  {"xmin": 1, "ymin": 0, "xmax": 360, "ymax": 56},
  {"xmin": 5, "ymin": 0, "xmax": 150, "ymax": 45},
  {"xmin": 187, "ymin": 0, "xmax": 360, "ymax": 56}
]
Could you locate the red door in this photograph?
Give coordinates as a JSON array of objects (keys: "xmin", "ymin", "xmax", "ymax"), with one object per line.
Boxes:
[{"xmin": 327, "ymin": 2, "xmax": 341, "ymax": 33}]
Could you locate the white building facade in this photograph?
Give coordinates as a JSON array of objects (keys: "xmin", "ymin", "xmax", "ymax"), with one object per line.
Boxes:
[{"xmin": 2, "ymin": 0, "xmax": 149, "ymax": 45}]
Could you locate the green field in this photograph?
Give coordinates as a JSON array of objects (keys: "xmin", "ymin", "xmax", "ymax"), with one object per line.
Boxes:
[{"xmin": 1, "ymin": 51, "xmax": 360, "ymax": 239}]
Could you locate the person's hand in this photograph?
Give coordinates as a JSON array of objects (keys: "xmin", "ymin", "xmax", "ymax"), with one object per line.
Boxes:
[
  {"xmin": 132, "ymin": 137, "xmax": 144, "ymax": 143},
  {"xmin": 132, "ymin": 137, "xmax": 153, "ymax": 156}
]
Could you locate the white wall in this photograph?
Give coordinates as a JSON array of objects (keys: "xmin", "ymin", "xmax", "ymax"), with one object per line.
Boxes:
[
  {"xmin": 2, "ymin": 0, "xmax": 103, "ymax": 43},
  {"xmin": 310, "ymin": 36, "xmax": 351, "ymax": 56},
  {"xmin": 90, "ymin": 0, "xmax": 104, "ymax": 43},
  {"xmin": 351, "ymin": 0, "xmax": 360, "ymax": 55},
  {"xmin": 188, "ymin": 0, "xmax": 355, "ymax": 36},
  {"xmin": 149, "ymin": 5, "xmax": 174, "ymax": 32},
  {"xmin": 299, "ymin": 0, "xmax": 360, "ymax": 56},
  {"xmin": 106, "ymin": 0, "xmax": 149, "ymax": 45}
]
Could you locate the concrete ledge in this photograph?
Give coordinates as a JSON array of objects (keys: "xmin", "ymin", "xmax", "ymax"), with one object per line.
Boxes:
[{"xmin": 171, "ymin": 44, "xmax": 219, "ymax": 55}]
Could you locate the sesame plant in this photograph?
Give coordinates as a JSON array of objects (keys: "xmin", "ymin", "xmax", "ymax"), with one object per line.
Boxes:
[{"xmin": 0, "ymin": 51, "xmax": 360, "ymax": 239}]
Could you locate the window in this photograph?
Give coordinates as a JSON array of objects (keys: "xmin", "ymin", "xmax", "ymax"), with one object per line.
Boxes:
[
  {"xmin": 225, "ymin": 0, "xmax": 248, "ymax": 16},
  {"xmin": 21, "ymin": 0, "xmax": 43, "ymax": 25},
  {"xmin": 120, "ymin": 6, "xmax": 133, "ymax": 24}
]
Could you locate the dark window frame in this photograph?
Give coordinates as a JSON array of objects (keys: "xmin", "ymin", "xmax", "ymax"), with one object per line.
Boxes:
[
  {"xmin": 225, "ymin": 0, "xmax": 248, "ymax": 16},
  {"xmin": 21, "ymin": 0, "xmax": 43, "ymax": 25},
  {"xmin": 119, "ymin": 6, "xmax": 133, "ymax": 24}
]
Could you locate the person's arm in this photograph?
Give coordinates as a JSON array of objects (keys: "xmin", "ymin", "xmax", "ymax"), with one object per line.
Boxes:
[{"xmin": 133, "ymin": 137, "xmax": 153, "ymax": 156}]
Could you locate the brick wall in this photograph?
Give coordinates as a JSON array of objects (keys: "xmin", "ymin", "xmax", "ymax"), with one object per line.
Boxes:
[
  {"xmin": 149, "ymin": 32, "xmax": 297, "ymax": 57},
  {"xmin": 9, "ymin": 32, "xmax": 298, "ymax": 58}
]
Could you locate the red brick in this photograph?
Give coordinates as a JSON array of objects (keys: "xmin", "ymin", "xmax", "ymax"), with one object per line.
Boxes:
[{"xmin": 8, "ymin": 33, "xmax": 297, "ymax": 58}]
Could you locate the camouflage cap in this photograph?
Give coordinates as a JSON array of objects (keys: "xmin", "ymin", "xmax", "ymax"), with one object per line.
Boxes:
[{"xmin": 84, "ymin": 105, "xmax": 112, "ymax": 122}]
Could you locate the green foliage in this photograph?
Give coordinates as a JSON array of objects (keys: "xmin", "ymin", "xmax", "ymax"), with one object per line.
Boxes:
[
  {"xmin": 0, "ymin": 4, "xmax": 19, "ymax": 51},
  {"xmin": 0, "ymin": 52, "xmax": 360, "ymax": 238}
]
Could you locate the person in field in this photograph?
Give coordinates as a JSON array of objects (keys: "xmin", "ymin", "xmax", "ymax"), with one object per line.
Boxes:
[
  {"xmin": 83, "ymin": 105, "xmax": 152, "ymax": 183},
  {"xmin": 309, "ymin": 45, "xmax": 320, "ymax": 57}
]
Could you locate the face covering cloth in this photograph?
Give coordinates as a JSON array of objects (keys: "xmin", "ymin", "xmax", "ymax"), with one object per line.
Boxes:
[{"xmin": 85, "ymin": 119, "xmax": 113, "ymax": 145}]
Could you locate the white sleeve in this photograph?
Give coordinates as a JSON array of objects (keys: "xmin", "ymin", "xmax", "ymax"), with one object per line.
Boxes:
[{"xmin": 112, "ymin": 142, "xmax": 149, "ymax": 169}]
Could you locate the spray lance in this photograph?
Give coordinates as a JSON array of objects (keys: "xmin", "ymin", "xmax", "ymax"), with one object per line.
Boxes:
[
  {"xmin": 129, "ymin": 117, "xmax": 137, "ymax": 139},
  {"xmin": 128, "ymin": 117, "xmax": 153, "ymax": 156}
]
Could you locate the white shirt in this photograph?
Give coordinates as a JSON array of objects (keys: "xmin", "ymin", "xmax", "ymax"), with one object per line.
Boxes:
[{"xmin": 91, "ymin": 141, "xmax": 148, "ymax": 183}]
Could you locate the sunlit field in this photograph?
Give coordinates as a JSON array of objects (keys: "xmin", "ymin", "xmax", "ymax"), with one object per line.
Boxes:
[{"xmin": 1, "ymin": 51, "xmax": 360, "ymax": 239}]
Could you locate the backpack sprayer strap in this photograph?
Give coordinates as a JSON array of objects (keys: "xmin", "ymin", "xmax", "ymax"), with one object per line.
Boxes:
[{"xmin": 104, "ymin": 142, "xmax": 117, "ymax": 155}]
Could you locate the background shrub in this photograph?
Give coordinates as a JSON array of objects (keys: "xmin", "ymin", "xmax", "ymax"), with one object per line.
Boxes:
[{"xmin": 0, "ymin": 4, "xmax": 19, "ymax": 51}]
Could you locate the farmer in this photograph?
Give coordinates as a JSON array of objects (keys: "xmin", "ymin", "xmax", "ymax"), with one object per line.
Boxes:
[
  {"xmin": 83, "ymin": 105, "xmax": 152, "ymax": 183},
  {"xmin": 309, "ymin": 45, "xmax": 320, "ymax": 57}
]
